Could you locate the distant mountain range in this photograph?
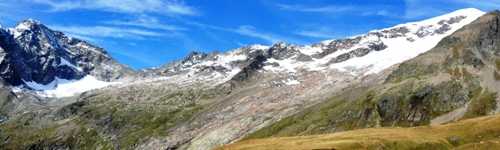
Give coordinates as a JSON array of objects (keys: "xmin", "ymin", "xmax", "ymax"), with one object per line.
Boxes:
[{"xmin": 1, "ymin": 8, "xmax": 499, "ymax": 150}]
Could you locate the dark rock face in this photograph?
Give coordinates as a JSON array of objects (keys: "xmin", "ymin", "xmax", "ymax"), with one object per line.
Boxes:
[
  {"xmin": 0, "ymin": 19, "xmax": 135, "ymax": 87},
  {"xmin": 158, "ymin": 51, "xmax": 212, "ymax": 75},
  {"xmin": 231, "ymin": 54, "xmax": 267, "ymax": 83},
  {"xmin": 327, "ymin": 42, "xmax": 388, "ymax": 64},
  {"xmin": 0, "ymin": 29, "xmax": 24, "ymax": 85},
  {"xmin": 439, "ymin": 16, "xmax": 467, "ymax": 25},
  {"xmin": 313, "ymin": 37, "xmax": 363, "ymax": 59},
  {"xmin": 267, "ymin": 42, "xmax": 298, "ymax": 60},
  {"xmin": 295, "ymin": 53, "xmax": 313, "ymax": 61},
  {"xmin": 381, "ymin": 27, "xmax": 410, "ymax": 38},
  {"xmin": 478, "ymin": 11, "xmax": 500, "ymax": 55},
  {"xmin": 369, "ymin": 42, "xmax": 388, "ymax": 51}
]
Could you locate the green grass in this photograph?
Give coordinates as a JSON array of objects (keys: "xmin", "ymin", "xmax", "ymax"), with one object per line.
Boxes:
[
  {"xmin": 245, "ymin": 79, "xmax": 482, "ymax": 140},
  {"xmin": 243, "ymin": 87, "xmax": 377, "ymax": 140},
  {"xmin": 494, "ymin": 71, "xmax": 500, "ymax": 80},
  {"xmin": 495, "ymin": 58, "xmax": 500, "ymax": 71},
  {"xmin": 74, "ymin": 98, "xmax": 204, "ymax": 149},
  {"xmin": 0, "ymin": 117, "xmax": 113, "ymax": 150},
  {"xmin": 0, "ymin": 89, "xmax": 208, "ymax": 150},
  {"xmin": 463, "ymin": 88, "xmax": 497, "ymax": 118}
]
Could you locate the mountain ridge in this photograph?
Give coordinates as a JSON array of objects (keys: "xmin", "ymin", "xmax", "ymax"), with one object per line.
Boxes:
[
  {"xmin": 0, "ymin": 8, "xmax": 485, "ymax": 98},
  {"xmin": 0, "ymin": 8, "xmax": 496, "ymax": 150},
  {"xmin": 243, "ymin": 9, "xmax": 500, "ymax": 143}
]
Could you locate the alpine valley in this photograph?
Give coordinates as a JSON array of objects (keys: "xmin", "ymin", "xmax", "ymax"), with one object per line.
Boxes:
[{"xmin": 1, "ymin": 8, "xmax": 500, "ymax": 150}]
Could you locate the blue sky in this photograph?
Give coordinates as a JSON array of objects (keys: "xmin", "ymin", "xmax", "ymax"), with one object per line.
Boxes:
[{"xmin": 0, "ymin": 0, "xmax": 499, "ymax": 69}]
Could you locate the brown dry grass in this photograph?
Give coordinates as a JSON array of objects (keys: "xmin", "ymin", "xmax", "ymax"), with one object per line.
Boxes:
[{"xmin": 218, "ymin": 114, "xmax": 500, "ymax": 150}]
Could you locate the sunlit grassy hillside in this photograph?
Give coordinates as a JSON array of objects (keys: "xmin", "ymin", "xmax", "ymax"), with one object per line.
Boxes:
[{"xmin": 220, "ymin": 114, "xmax": 500, "ymax": 150}]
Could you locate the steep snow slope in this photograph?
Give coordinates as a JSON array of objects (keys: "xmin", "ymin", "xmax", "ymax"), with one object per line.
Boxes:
[
  {"xmin": 263, "ymin": 8, "xmax": 485, "ymax": 75},
  {"xmin": 330, "ymin": 8, "xmax": 485, "ymax": 74}
]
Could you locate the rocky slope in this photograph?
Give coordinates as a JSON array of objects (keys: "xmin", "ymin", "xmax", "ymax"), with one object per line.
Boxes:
[
  {"xmin": 0, "ymin": 8, "xmax": 494, "ymax": 150},
  {"xmin": 245, "ymin": 10, "xmax": 500, "ymax": 142}
]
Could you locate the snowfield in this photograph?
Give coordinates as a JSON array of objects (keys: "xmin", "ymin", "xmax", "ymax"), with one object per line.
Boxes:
[
  {"xmin": 263, "ymin": 8, "xmax": 485, "ymax": 75},
  {"xmin": 20, "ymin": 76, "xmax": 119, "ymax": 98}
]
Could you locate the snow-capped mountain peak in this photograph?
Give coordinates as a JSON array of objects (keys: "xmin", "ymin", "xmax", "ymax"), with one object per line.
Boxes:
[
  {"xmin": 0, "ymin": 19, "xmax": 136, "ymax": 98},
  {"xmin": 260, "ymin": 8, "xmax": 486, "ymax": 75},
  {"xmin": 10, "ymin": 19, "xmax": 43, "ymax": 38}
]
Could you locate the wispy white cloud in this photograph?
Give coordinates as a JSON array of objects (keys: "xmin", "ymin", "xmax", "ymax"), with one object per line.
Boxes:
[
  {"xmin": 403, "ymin": 0, "xmax": 446, "ymax": 20},
  {"xmin": 450, "ymin": 0, "xmax": 500, "ymax": 10},
  {"xmin": 276, "ymin": 4, "xmax": 354, "ymax": 13},
  {"xmin": 402, "ymin": 0, "xmax": 500, "ymax": 20},
  {"xmin": 235, "ymin": 25, "xmax": 280, "ymax": 43},
  {"xmin": 0, "ymin": 1, "xmax": 37, "ymax": 23},
  {"xmin": 64, "ymin": 33, "xmax": 98, "ymax": 43},
  {"xmin": 275, "ymin": 3, "xmax": 396, "ymax": 17},
  {"xmin": 108, "ymin": 47, "xmax": 161, "ymax": 67},
  {"xmin": 182, "ymin": 19, "xmax": 308, "ymax": 44},
  {"xmin": 105, "ymin": 15, "xmax": 188, "ymax": 31},
  {"xmin": 190, "ymin": 21, "xmax": 304, "ymax": 44},
  {"xmin": 50, "ymin": 25, "xmax": 166, "ymax": 40},
  {"xmin": 295, "ymin": 28, "xmax": 336, "ymax": 39},
  {"xmin": 32, "ymin": 0, "xmax": 197, "ymax": 16}
]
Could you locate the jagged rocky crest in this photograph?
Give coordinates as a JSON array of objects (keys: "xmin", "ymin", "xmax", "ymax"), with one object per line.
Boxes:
[{"xmin": 0, "ymin": 19, "xmax": 135, "ymax": 91}]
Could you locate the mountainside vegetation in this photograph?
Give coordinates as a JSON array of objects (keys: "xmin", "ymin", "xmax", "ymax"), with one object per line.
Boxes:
[{"xmin": 221, "ymin": 114, "xmax": 500, "ymax": 150}]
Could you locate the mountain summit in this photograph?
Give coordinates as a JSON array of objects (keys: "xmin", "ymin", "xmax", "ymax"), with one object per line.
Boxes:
[{"xmin": 0, "ymin": 19, "xmax": 136, "ymax": 97}]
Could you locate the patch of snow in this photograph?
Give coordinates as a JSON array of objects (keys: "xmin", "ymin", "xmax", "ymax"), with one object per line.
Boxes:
[
  {"xmin": 284, "ymin": 78, "xmax": 300, "ymax": 85},
  {"xmin": 264, "ymin": 58, "xmax": 302, "ymax": 73},
  {"xmin": 221, "ymin": 52, "xmax": 248, "ymax": 64},
  {"xmin": 320, "ymin": 39, "xmax": 334, "ymax": 45},
  {"xmin": 15, "ymin": 23, "xmax": 31, "ymax": 31},
  {"xmin": 11, "ymin": 86, "xmax": 23, "ymax": 93},
  {"xmin": 197, "ymin": 52, "xmax": 246, "ymax": 70},
  {"xmin": 73, "ymin": 42, "xmax": 108, "ymax": 57},
  {"xmin": 59, "ymin": 58, "xmax": 83, "ymax": 71},
  {"xmin": 250, "ymin": 44, "xmax": 270, "ymax": 50},
  {"xmin": 10, "ymin": 21, "xmax": 33, "ymax": 38},
  {"xmin": 298, "ymin": 45, "xmax": 323, "ymax": 55},
  {"xmin": 21, "ymin": 76, "xmax": 119, "ymax": 98},
  {"xmin": 10, "ymin": 28, "xmax": 23, "ymax": 39},
  {"xmin": 23, "ymin": 79, "xmax": 56, "ymax": 90}
]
